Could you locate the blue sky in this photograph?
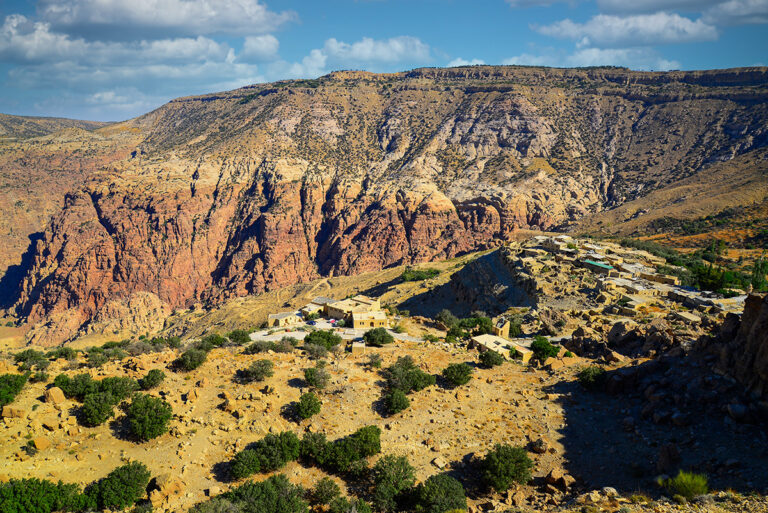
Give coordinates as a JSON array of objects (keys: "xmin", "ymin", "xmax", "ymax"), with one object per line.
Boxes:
[{"xmin": 0, "ymin": 0, "xmax": 766, "ymax": 121}]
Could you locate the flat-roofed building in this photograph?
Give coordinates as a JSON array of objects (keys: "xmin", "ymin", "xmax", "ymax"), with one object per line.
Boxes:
[
  {"xmin": 300, "ymin": 296, "xmax": 336, "ymax": 316},
  {"xmin": 268, "ymin": 312, "xmax": 302, "ymax": 327},
  {"xmin": 351, "ymin": 310, "xmax": 389, "ymax": 329},
  {"xmin": 326, "ymin": 295, "xmax": 381, "ymax": 320},
  {"xmin": 470, "ymin": 334, "xmax": 533, "ymax": 365}
]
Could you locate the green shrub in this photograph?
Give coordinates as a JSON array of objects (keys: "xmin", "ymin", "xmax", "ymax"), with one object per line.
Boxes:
[
  {"xmin": 391, "ymin": 325, "xmax": 405, "ymax": 334},
  {"xmin": 458, "ymin": 316, "xmax": 493, "ymax": 335},
  {"xmin": 127, "ymin": 394, "xmax": 173, "ymax": 441},
  {"xmin": 530, "ymin": 336, "xmax": 559, "ymax": 362},
  {"xmin": 0, "ymin": 477, "xmax": 93, "ymax": 513},
  {"xmin": 384, "ymin": 356, "xmax": 435, "ymax": 394},
  {"xmin": 31, "ymin": 372, "xmax": 49, "ymax": 383},
  {"xmin": 478, "ymin": 350, "xmax": 504, "ymax": 368},
  {"xmin": 401, "ymin": 267, "xmax": 440, "ymax": 282},
  {"xmin": 385, "ymin": 389, "xmax": 410, "ymax": 415},
  {"xmin": 296, "ymin": 392, "xmax": 321, "ymax": 419},
  {"xmin": 99, "ymin": 376, "xmax": 140, "ymax": 401},
  {"xmin": 371, "ymin": 455, "xmax": 415, "ymax": 513},
  {"xmin": 0, "ymin": 373, "xmax": 27, "ymax": 408},
  {"xmin": 480, "ymin": 444, "xmax": 533, "ymax": 491},
  {"xmin": 238, "ymin": 360, "xmax": 274, "ymax": 383},
  {"xmin": 81, "ymin": 392, "xmax": 115, "ymax": 427},
  {"xmin": 329, "ymin": 496, "xmax": 373, "ymax": 513},
  {"xmin": 299, "ymin": 432, "xmax": 328, "ymax": 462},
  {"xmin": 317, "ymin": 426, "xmax": 381, "ymax": 474},
  {"xmin": 138, "ymin": 369, "xmax": 165, "ymax": 390},
  {"xmin": 366, "ymin": 353, "xmax": 383, "ymax": 369},
  {"xmin": 230, "ymin": 432, "xmax": 301, "ymax": 479},
  {"xmin": 86, "ymin": 462, "xmax": 151, "ymax": 510},
  {"xmin": 177, "ymin": 349, "xmax": 207, "ymax": 371},
  {"xmin": 46, "ymin": 347, "xmax": 78, "ymax": 361},
  {"xmin": 310, "ymin": 477, "xmax": 340, "ymax": 505},
  {"xmin": 663, "ymin": 471, "xmax": 708, "ymax": 500},
  {"xmin": 435, "ymin": 309, "xmax": 458, "ymax": 328},
  {"xmin": 191, "ymin": 474, "xmax": 308, "ymax": 513},
  {"xmin": 441, "ymin": 363, "xmax": 473, "ymax": 387},
  {"xmin": 304, "ymin": 330, "xmax": 342, "ymax": 350},
  {"xmin": 304, "ymin": 365, "xmax": 330, "ymax": 390},
  {"xmin": 86, "ymin": 352, "xmax": 109, "ymax": 369},
  {"xmin": 364, "ymin": 328, "xmax": 394, "ymax": 347},
  {"xmin": 198, "ymin": 333, "xmax": 227, "ymax": 350},
  {"xmin": 578, "ymin": 366, "xmax": 607, "ymax": 390},
  {"xmin": 14, "ymin": 349, "xmax": 48, "ymax": 371},
  {"xmin": 226, "ymin": 329, "xmax": 251, "ymax": 345},
  {"xmin": 304, "ymin": 343, "xmax": 329, "ymax": 360},
  {"xmin": 413, "ymin": 474, "xmax": 467, "ymax": 513},
  {"xmin": 53, "ymin": 373, "xmax": 98, "ymax": 401}
]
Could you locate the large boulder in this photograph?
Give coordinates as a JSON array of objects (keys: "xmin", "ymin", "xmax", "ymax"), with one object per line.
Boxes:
[{"xmin": 728, "ymin": 294, "xmax": 768, "ymax": 397}]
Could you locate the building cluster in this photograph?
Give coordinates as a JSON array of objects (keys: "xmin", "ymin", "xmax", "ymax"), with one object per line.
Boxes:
[
  {"xmin": 268, "ymin": 294, "xmax": 389, "ymax": 330},
  {"xmin": 527, "ymin": 235, "xmax": 746, "ymax": 317}
]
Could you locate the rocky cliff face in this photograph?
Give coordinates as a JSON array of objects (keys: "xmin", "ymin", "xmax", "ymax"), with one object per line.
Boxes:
[
  {"xmin": 8, "ymin": 66, "xmax": 768, "ymax": 344},
  {"xmin": 722, "ymin": 294, "xmax": 768, "ymax": 397}
]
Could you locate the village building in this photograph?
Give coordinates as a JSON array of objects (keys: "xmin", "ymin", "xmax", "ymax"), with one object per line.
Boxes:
[
  {"xmin": 325, "ymin": 295, "xmax": 381, "ymax": 320},
  {"xmin": 267, "ymin": 312, "xmax": 302, "ymax": 327},
  {"xmin": 581, "ymin": 259, "xmax": 617, "ymax": 276},
  {"xmin": 470, "ymin": 334, "xmax": 533, "ymax": 365},
  {"xmin": 300, "ymin": 296, "xmax": 336, "ymax": 316},
  {"xmin": 492, "ymin": 317, "xmax": 511, "ymax": 338},
  {"xmin": 351, "ymin": 310, "xmax": 389, "ymax": 329}
]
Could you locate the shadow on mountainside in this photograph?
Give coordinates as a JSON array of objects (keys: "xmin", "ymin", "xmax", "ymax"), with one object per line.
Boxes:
[
  {"xmin": 544, "ymin": 354, "xmax": 768, "ymax": 495},
  {"xmin": 397, "ymin": 250, "xmax": 533, "ymax": 319},
  {"xmin": 0, "ymin": 232, "xmax": 43, "ymax": 309}
]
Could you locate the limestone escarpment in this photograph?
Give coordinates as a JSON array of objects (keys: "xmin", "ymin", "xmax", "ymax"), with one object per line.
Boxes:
[{"xmin": 8, "ymin": 66, "xmax": 768, "ymax": 344}]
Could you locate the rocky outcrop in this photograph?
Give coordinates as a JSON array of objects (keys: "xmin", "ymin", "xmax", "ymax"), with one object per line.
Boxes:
[
  {"xmin": 723, "ymin": 294, "xmax": 768, "ymax": 397},
  {"xmin": 8, "ymin": 66, "xmax": 768, "ymax": 344}
]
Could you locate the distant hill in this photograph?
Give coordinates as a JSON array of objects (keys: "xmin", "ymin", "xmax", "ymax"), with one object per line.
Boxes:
[{"xmin": 0, "ymin": 113, "xmax": 109, "ymax": 141}]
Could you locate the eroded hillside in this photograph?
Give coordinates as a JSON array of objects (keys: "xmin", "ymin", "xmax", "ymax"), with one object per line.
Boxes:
[{"xmin": 6, "ymin": 65, "xmax": 768, "ymax": 344}]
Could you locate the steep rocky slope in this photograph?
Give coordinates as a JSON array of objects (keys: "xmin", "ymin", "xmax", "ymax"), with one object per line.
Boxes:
[{"xmin": 8, "ymin": 65, "xmax": 768, "ymax": 344}]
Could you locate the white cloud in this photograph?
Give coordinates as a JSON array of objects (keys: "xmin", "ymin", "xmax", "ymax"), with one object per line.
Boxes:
[
  {"xmin": 323, "ymin": 36, "xmax": 430, "ymax": 63},
  {"xmin": 703, "ymin": 0, "xmax": 768, "ymax": 24},
  {"xmin": 596, "ymin": 0, "xmax": 722, "ymax": 13},
  {"xmin": 503, "ymin": 47, "xmax": 680, "ymax": 70},
  {"xmin": 277, "ymin": 36, "xmax": 431, "ymax": 79},
  {"xmin": 37, "ymin": 0, "xmax": 295, "ymax": 38},
  {"xmin": 447, "ymin": 57, "xmax": 485, "ymax": 67},
  {"xmin": 535, "ymin": 12, "xmax": 718, "ymax": 47},
  {"xmin": 241, "ymin": 34, "xmax": 279, "ymax": 62}
]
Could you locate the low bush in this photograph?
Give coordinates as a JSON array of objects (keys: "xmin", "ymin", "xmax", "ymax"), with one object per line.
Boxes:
[
  {"xmin": 127, "ymin": 394, "xmax": 173, "ymax": 441},
  {"xmin": 99, "ymin": 376, "xmax": 140, "ymax": 401},
  {"xmin": 578, "ymin": 366, "xmax": 607, "ymax": 390},
  {"xmin": 86, "ymin": 351, "xmax": 109, "ymax": 369},
  {"xmin": 190, "ymin": 474, "xmax": 308, "ymax": 513},
  {"xmin": 310, "ymin": 477, "xmax": 340, "ymax": 505},
  {"xmin": 401, "ymin": 267, "xmax": 440, "ymax": 282},
  {"xmin": 329, "ymin": 496, "xmax": 373, "ymax": 513},
  {"xmin": 663, "ymin": 471, "xmax": 708, "ymax": 500},
  {"xmin": 0, "ymin": 373, "xmax": 27, "ymax": 408},
  {"xmin": 304, "ymin": 364, "xmax": 330, "ymax": 390},
  {"xmin": 384, "ymin": 356, "xmax": 435, "ymax": 394},
  {"xmin": 230, "ymin": 431, "xmax": 301, "ymax": 479},
  {"xmin": 371, "ymin": 455, "xmax": 415, "ymax": 513},
  {"xmin": 86, "ymin": 462, "xmax": 151, "ymax": 511},
  {"xmin": 366, "ymin": 353, "xmax": 383, "ymax": 369},
  {"xmin": 412, "ymin": 474, "xmax": 467, "ymax": 513},
  {"xmin": 478, "ymin": 350, "xmax": 504, "ymax": 368},
  {"xmin": 53, "ymin": 373, "xmax": 98, "ymax": 401},
  {"xmin": 226, "ymin": 329, "xmax": 251, "ymax": 345},
  {"xmin": 14, "ymin": 349, "xmax": 48, "ymax": 371},
  {"xmin": 326, "ymin": 426, "xmax": 381, "ymax": 472},
  {"xmin": 441, "ymin": 363, "xmax": 473, "ymax": 387},
  {"xmin": 81, "ymin": 392, "xmax": 116, "ymax": 427},
  {"xmin": 138, "ymin": 369, "xmax": 165, "ymax": 390},
  {"xmin": 364, "ymin": 328, "xmax": 394, "ymax": 347},
  {"xmin": 530, "ymin": 336, "xmax": 560, "ymax": 362},
  {"xmin": 385, "ymin": 389, "xmax": 410, "ymax": 415},
  {"xmin": 238, "ymin": 360, "xmax": 274, "ymax": 383},
  {"xmin": 31, "ymin": 372, "xmax": 49, "ymax": 383},
  {"xmin": 176, "ymin": 348, "xmax": 207, "ymax": 371},
  {"xmin": 480, "ymin": 444, "xmax": 533, "ymax": 491},
  {"xmin": 196, "ymin": 333, "xmax": 227, "ymax": 350},
  {"xmin": 46, "ymin": 347, "xmax": 78, "ymax": 361},
  {"xmin": 296, "ymin": 392, "xmax": 321, "ymax": 419},
  {"xmin": 0, "ymin": 478, "xmax": 93, "ymax": 513},
  {"xmin": 304, "ymin": 343, "xmax": 329, "ymax": 360},
  {"xmin": 304, "ymin": 330, "xmax": 342, "ymax": 350},
  {"xmin": 299, "ymin": 432, "xmax": 328, "ymax": 462}
]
